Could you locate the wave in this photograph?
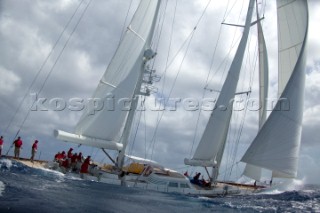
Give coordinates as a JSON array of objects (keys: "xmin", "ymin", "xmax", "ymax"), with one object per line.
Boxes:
[{"xmin": 0, "ymin": 181, "xmax": 4, "ymax": 196}]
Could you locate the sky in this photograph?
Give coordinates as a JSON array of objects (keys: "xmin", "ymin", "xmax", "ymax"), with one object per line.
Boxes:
[{"xmin": 0, "ymin": 0, "xmax": 320, "ymax": 185}]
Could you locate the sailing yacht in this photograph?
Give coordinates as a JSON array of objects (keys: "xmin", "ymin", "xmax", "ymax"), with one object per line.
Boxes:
[{"xmin": 53, "ymin": 0, "xmax": 309, "ymax": 196}]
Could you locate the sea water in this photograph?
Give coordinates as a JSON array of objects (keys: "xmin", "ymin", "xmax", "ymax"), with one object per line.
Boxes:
[{"xmin": 0, "ymin": 158, "xmax": 319, "ymax": 213}]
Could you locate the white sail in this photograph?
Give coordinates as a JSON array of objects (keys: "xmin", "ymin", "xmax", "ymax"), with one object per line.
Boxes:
[
  {"xmin": 243, "ymin": 164, "xmax": 262, "ymax": 181},
  {"xmin": 241, "ymin": 0, "xmax": 308, "ymax": 178},
  {"xmin": 243, "ymin": 4, "xmax": 269, "ymax": 181},
  {"xmin": 55, "ymin": 0, "xmax": 160, "ymax": 149},
  {"xmin": 185, "ymin": 0, "xmax": 255, "ymax": 170},
  {"xmin": 277, "ymin": 0, "xmax": 307, "ymax": 98}
]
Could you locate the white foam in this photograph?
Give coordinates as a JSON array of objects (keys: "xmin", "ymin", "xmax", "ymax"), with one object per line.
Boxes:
[
  {"xmin": 258, "ymin": 188, "xmax": 284, "ymax": 195},
  {"xmin": 256, "ymin": 178, "xmax": 306, "ymax": 195},
  {"xmin": 0, "ymin": 158, "xmax": 13, "ymax": 169},
  {"xmin": 38, "ymin": 167, "xmax": 65, "ymax": 176},
  {"xmin": 0, "ymin": 181, "xmax": 5, "ymax": 196}
]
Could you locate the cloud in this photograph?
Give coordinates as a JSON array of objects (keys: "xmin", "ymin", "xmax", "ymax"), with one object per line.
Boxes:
[{"xmin": 0, "ymin": 66, "xmax": 21, "ymax": 95}]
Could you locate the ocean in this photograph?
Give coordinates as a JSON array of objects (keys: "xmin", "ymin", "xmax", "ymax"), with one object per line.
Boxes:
[{"xmin": 0, "ymin": 158, "xmax": 319, "ymax": 213}]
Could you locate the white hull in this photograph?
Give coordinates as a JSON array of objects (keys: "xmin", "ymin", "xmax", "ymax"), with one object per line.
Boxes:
[{"xmin": 45, "ymin": 161, "xmax": 248, "ymax": 197}]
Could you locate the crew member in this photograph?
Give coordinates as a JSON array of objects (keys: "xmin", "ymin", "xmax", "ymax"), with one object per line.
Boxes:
[
  {"xmin": 0, "ymin": 136, "xmax": 4, "ymax": 156},
  {"xmin": 30, "ymin": 140, "xmax": 38, "ymax": 162},
  {"xmin": 12, "ymin": 136, "xmax": 23, "ymax": 159},
  {"xmin": 80, "ymin": 156, "xmax": 91, "ymax": 177}
]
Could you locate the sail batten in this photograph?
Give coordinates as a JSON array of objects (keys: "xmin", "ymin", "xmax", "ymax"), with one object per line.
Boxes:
[{"xmin": 241, "ymin": 0, "xmax": 308, "ymax": 179}]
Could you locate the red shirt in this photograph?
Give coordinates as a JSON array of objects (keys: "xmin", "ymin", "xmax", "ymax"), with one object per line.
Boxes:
[
  {"xmin": 71, "ymin": 154, "xmax": 78, "ymax": 163},
  {"xmin": 77, "ymin": 153, "xmax": 83, "ymax": 162},
  {"xmin": 61, "ymin": 159, "xmax": 69, "ymax": 168},
  {"xmin": 32, "ymin": 143, "xmax": 38, "ymax": 150},
  {"xmin": 80, "ymin": 157, "xmax": 90, "ymax": 173},
  {"xmin": 14, "ymin": 139, "xmax": 23, "ymax": 148},
  {"xmin": 67, "ymin": 149, "xmax": 73, "ymax": 158},
  {"xmin": 0, "ymin": 138, "xmax": 3, "ymax": 145}
]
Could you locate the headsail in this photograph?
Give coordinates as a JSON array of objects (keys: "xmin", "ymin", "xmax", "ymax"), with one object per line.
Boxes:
[
  {"xmin": 185, "ymin": 0, "xmax": 256, "ymax": 176},
  {"xmin": 241, "ymin": 0, "xmax": 309, "ymax": 178},
  {"xmin": 55, "ymin": 0, "xmax": 161, "ymax": 151}
]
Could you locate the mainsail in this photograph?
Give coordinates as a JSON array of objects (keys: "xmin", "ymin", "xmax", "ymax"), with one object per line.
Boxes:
[
  {"xmin": 185, "ymin": 0, "xmax": 256, "ymax": 179},
  {"xmin": 55, "ymin": 0, "xmax": 161, "ymax": 151},
  {"xmin": 241, "ymin": 0, "xmax": 309, "ymax": 178}
]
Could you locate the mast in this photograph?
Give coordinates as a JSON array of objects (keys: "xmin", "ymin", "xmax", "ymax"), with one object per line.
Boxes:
[
  {"xmin": 242, "ymin": 0, "xmax": 269, "ymax": 182},
  {"xmin": 116, "ymin": 0, "xmax": 161, "ymax": 169},
  {"xmin": 117, "ymin": 51, "xmax": 158, "ymax": 168},
  {"xmin": 185, "ymin": 0, "xmax": 256, "ymax": 182}
]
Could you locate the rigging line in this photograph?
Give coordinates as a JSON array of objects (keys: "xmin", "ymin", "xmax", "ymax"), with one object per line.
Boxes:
[
  {"xmin": 228, "ymin": 47, "xmax": 256, "ymax": 174},
  {"xmin": 148, "ymin": 0, "xmax": 213, "ymax": 158},
  {"xmin": 210, "ymin": 0, "xmax": 246, "ymax": 86},
  {"xmin": 229, "ymin": 39, "xmax": 259, "ymax": 177},
  {"xmin": 206, "ymin": 34, "xmax": 241, "ymax": 88},
  {"xmin": 256, "ymin": 0, "xmax": 265, "ymax": 17},
  {"xmin": 226, "ymin": 97, "xmax": 248, "ymax": 178},
  {"xmin": 189, "ymin": 0, "xmax": 232, "ymax": 157},
  {"xmin": 128, "ymin": 107, "xmax": 143, "ymax": 156},
  {"xmin": 227, "ymin": 31, "xmax": 255, "ymax": 172},
  {"xmin": 149, "ymin": 29, "xmax": 196, "ymax": 160},
  {"xmin": 195, "ymin": 0, "xmax": 213, "ymax": 28},
  {"xmin": 223, "ymin": 118, "xmax": 235, "ymax": 180},
  {"xmin": 262, "ymin": 0, "xmax": 267, "ymax": 17},
  {"xmin": 228, "ymin": 96, "xmax": 246, "ymax": 179},
  {"xmin": 150, "ymin": 0, "xmax": 169, "ymax": 53},
  {"xmin": 93, "ymin": 147, "xmax": 99, "ymax": 160},
  {"xmin": 164, "ymin": 0, "xmax": 212, "ymax": 75},
  {"xmin": 144, "ymin": 109, "xmax": 147, "ymax": 159},
  {"xmin": 141, "ymin": 0, "xmax": 169, "ymax": 158},
  {"xmin": 149, "ymin": 0, "xmax": 176, "ymax": 158},
  {"xmin": 156, "ymin": 0, "xmax": 212, "ymax": 80},
  {"xmin": 157, "ymin": 29, "xmax": 194, "ymax": 80},
  {"xmin": 13, "ymin": 0, "xmax": 93, "ymax": 137},
  {"xmin": 118, "ymin": 0, "xmax": 133, "ymax": 45},
  {"xmin": 196, "ymin": 35, "xmax": 241, "ymax": 155},
  {"xmin": 223, "ymin": 0, "xmax": 239, "ymax": 22},
  {"xmin": 160, "ymin": 0, "xmax": 176, "ymax": 97},
  {"xmin": 219, "ymin": 161, "xmax": 240, "ymax": 176},
  {"xmin": 3, "ymin": 0, "xmax": 86, "ymax": 136},
  {"xmin": 223, "ymin": 1, "xmax": 257, "ymax": 178}
]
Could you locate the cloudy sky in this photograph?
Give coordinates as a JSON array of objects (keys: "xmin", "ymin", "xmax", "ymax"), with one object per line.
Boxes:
[{"xmin": 1, "ymin": 0, "xmax": 319, "ymax": 185}]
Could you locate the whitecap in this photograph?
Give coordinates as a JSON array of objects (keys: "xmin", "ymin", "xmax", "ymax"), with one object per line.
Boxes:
[
  {"xmin": 0, "ymin": 181, "xmax": 5, "ymax": 196},
  {"xmin": 0, "ymin": 158, "xmax": 13, "ymax": 169}
]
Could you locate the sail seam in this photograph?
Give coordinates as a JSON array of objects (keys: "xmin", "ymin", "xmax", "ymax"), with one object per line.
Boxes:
[
  {"xmin": 277, "ymin": 0, "xmax": 296, "ymax": 9},
  {"xmin": 279, "ymin": 41, "xmax": 303, "ymax": 53}
]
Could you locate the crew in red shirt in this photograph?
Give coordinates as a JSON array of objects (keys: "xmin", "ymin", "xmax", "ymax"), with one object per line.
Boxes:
[
  {"xmin": 80, "ymin": 156, "xmax": 91, "ymax": 174},
  {"xmin": 0, "ymin": 136, "xmax": 4, "ymax": 156},
  {"xmin": 13, "ymin": 136, "xmax": 23, "ymax": 159},
  {"xmin": 67, "ymin": 148, "xmax": 73, "ymax": 159},
  {"xmin": 30, "ymin": 140, "xmax": 38, "ymax": 162},
  {"xmin": 77, "ymin": 152, "xmax": 83, "ymax": 163},
  {"xmin": 71, "ymin": 153, "xmax": 78, "ymax": 171}
]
